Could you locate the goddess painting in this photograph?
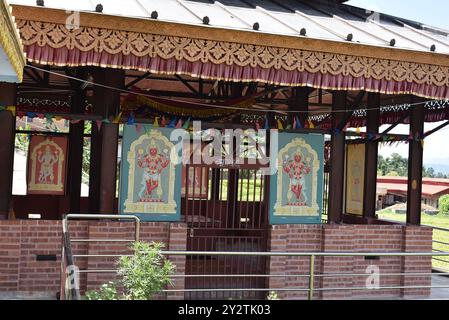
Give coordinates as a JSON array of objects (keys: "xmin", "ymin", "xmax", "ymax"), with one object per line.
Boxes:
[
  {"xmin": 282, "ymin": 150, "xmax": 312, "ymax": 206},
  {"xmin": 270, "ymin": 134, "xmax": 324, "ymax": 224},
  {"xmin": 27, "ymin": 136, "xmax": 67, "ymax": 195},
  {"xmin": 137, "ymin": 140, "xmax": 170, "ymax": 202},
  {"xmin": 120, "ymin": 126, "xmax": 181, "ymax": 221},
  {"xmin": 345, "ymin": 144, "xmax": 365, "ymax": 215}
]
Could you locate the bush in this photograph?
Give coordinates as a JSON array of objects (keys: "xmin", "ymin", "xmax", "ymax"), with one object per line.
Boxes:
[
  {"xmin": 86, "ymin": 241, "xmax": 175, "ymax": 300},
  {"xmin": 85, "ymin": 282, "xmax": 118, "ymax": 300},
  {"xmin": 439, "ymin": 195, "xmax": 449, "ymax": 216}
]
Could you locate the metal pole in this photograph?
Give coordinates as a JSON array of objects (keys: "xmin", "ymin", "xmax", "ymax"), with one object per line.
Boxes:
[{"xmin": 308, "ymin": 255, "xmax": 315, "ymax": 300}]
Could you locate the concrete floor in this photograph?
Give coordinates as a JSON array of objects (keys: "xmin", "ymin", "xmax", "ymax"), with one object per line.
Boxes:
[{"xmin": 427, "ymin": 275, "xmax": 449, "ymax": 300}]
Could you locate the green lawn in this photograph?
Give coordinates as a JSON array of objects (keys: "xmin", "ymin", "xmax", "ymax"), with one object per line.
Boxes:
[{"xmin": 378, "ymin": 211, "xmax": 449, "ymax": 271}]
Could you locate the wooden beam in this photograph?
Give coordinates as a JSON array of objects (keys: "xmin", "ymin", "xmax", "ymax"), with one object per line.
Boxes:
[
  {"xmin": 88, "ymin": 68, "xmax": 124, "ymax": 214},
  {"xmin": 407, "ymin": 97, "xmax": 425, "ymax": 226},
  {"xmin": 288, "ymin": 87, "xmax": 309, "ymax": 127},
  {"xmin": 363, "ymin": 92, "xmax": 380, "ymax": 219},
  {"xmin": 337, "ymin": 91, "xmax": 365, "ymax": 130},
  {"xmin": 0, "ymin": 83, "xmax": 17, "ymax": 219},
  {"xmin": 424, "ymin": 120, "xmax": 449, "ymax": 138},
  {"xmin": 67, "ymin": 69, "xmax": 86, "ymax": 214},
  {"xmin": 125, "ymin": 72, "xmax": 151, "ymax": 89},
  {"xmin": 328, "ymin": 91, "xmax": 347, "ymax": 224},
  {"xmin": 175, "ymin": 75, "xmax": 199, "ymax": 95}
]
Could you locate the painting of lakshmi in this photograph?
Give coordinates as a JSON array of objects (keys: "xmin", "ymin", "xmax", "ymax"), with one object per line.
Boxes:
[{"xmin": 27, "ymin": 136, "xmax": 67, "ymax": 195}]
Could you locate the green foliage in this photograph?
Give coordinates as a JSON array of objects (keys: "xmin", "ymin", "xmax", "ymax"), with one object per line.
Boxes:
[
  {"xmin": 118, "ymin": 242, "xmax": 174, "ymax": 300},
  {"xmin": 386, "ymin": 171, "xmax": 399, "ymax": 177},
  {"xmin": 85, "ymin": 241, "xmax": 175, "ymax": 300},
  {"xmin": 378, "ymin": 153, "xmax": 449, "ymax": 178},
  {"xmin": 267, "ymin": 291, "xmax": 280, "ymax": 300},
  {"xmin": 15, "ymin": 124, "xmax": 32, "ymax": 153},
  {"xmin": 439, "ymin": 195, "xmax": 449, "ymax": 216},
  {"xmin": 85, "ymin": 282, "xmax": 118, "ymax": 300}
]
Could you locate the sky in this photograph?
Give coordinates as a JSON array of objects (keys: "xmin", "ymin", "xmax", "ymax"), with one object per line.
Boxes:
[{"xmin": 346, "ymin": 0, "xmax": 449, "ymax": 166}]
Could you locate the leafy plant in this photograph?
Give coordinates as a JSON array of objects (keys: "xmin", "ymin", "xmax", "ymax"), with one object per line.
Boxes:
[
  {"xmin": 85, "ymin": 241, "xmax": 175, "ymax": 300},
  {"xmin": 267, "ymin": 291, "xmax": 280, "ymax": 300},
  {"xmin": 439, "ymin": 195, "xmax": 449, "ymax": 216},
  {"xmin": 85, "ymin": 282, "xmax": 118, "ymax": 300},
  {"xmin": 118, "ymin": 242, "xmax": 175, "ymax": 300}
]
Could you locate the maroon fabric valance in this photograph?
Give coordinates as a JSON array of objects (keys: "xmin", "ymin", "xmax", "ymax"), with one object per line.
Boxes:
[{"xmin": 24, "ymin": 43, "xmax": 449, "ymax": 101}]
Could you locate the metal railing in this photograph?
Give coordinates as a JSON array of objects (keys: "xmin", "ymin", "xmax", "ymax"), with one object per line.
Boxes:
[
  {"xmin": 60, "ymin": 214, "xmax": 449, "ymax": 300},
  {"xmin": 60, "ymin": 214, "xmax": 140, "ymax": 300},
  {"xmin": 66, "ymin": 249, "xmax": 449, "ymax": 300},
  {"xmin": 427, "ymin": 225, "xmax": 449, "ymax": 272}
]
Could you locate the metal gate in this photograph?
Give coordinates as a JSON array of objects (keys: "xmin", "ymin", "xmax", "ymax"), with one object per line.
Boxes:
[{"xmin": 182, "ymin": 159, "xmax": 270, "ymax": 299}]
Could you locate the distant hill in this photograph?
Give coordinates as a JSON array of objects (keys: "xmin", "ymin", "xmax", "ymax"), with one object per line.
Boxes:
[{"xmin": 426, "ymin": 162, "xmax": 449, "ymax": 175}]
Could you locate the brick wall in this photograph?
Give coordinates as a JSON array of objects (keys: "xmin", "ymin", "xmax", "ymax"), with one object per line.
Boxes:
[
  {"xmin": 0, "ymin": 220, "xmax": 187, "ymax": 300},
  {"xmin": 267, "ymin": 224, "xmax": 433, "ymax": 300},
  {"xmin": 0, "ymin": 221, "xmax": 433, "ymax": 300}
]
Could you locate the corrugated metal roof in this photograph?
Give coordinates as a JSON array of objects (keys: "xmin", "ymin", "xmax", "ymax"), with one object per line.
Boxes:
[{"xmin": 9, "ymin": 0, "xmax": 449, "ymax": 54}]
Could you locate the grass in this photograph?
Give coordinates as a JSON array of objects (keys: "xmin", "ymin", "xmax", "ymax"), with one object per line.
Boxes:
[{"xmin": 378, "ymin": 210, "xmax": 449, "ymax": 271}]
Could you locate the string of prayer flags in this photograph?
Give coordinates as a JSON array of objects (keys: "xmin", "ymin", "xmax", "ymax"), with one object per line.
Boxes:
[
  {"xmin": 277, "ymin": 119, "xmax": 284, "ymax": 130},
  {"xmin": 182, "ymin": 117, "xmax": 191, "ymax": 130},
  {"xmin": 113, "ymin": 111, "xmax": 123, "ymax": 124},
  {"xmin": 95, "ymin": 120, "xmax": 103, "ymax": 131},
  {"xmin": 167, "ymin": 118, "xmax": 177, "ymax": 128},
  {"xmin": 161, "ymin": 116, "xmax": 167, "ymax": 127},
  {"xmin": 308, "ymin": 120, "xmax": 315, "ymax": 129},
  {"xmin": 127, "ymin": 113, "xmax": 136, "ymax": 125},
  {"xmin": 264, "ymin": 117, "xmax": 270, "ymax": 130}
]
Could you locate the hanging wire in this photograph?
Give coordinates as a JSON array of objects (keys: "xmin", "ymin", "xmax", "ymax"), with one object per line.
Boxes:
[{"xmin": 25, "ymin": 64, "xmax": 447, "ymax": 115}]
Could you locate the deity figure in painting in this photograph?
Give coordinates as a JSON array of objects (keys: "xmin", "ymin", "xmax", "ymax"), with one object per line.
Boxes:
[
  {"xmin": 37, "ymin": 146, "xmax": 59, "ymax": 184},
  {"xmin": 137, "ymin": 139, "xmax": 170, "ymax": 202},
  {"xmin": 282, "ymin": 150, "xmax": 311, "ymax": 206},
  {"xmin": 351, "ymin": 159, "xmax": 362, "ymax": 202}
]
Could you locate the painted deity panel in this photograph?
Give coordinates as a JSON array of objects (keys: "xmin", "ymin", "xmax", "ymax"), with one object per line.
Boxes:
[
  {"xmin": 27, "ymin": 136, "xmax": 68, "ymax": 195},
  {"xmin": 345, "ymin": 144, "xmax": 365, "ymax": 216},
  {"xmin": 119, "ymin": 125, "xmax": 181, "ymax": 221},
  {"xmin": 269, "ymin": 133, "xmax": 324, "ymax": 224}
]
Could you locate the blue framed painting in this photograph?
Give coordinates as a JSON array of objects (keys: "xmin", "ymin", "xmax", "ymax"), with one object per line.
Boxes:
[
  {"xmin": 269, "ymin": 133, "xmax": 324, "ymax": 225},
  {"xmin": 119, "ymin": 125, "xmax": 182, "ymax": 222}
]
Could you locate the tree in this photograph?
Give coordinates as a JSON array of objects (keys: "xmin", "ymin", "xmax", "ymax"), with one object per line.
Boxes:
[
  {"xmin": 378, "ymin": 153, "xmax": 449, "ymax": 178},
  {"xmin": 439, "ymin": 195, "xmax": 449, "ymax": 216}
]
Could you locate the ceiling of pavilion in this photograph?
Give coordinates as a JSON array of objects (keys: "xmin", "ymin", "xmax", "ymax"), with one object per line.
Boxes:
[{"xmin": 9, "ymin": 0, "xmax": 449, "ymax": 54}]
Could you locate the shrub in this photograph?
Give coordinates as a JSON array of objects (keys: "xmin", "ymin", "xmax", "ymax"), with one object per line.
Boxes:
[
  {"xmin": 439, "ymin": 195, "xmax": 449, "ymax": 216},
  {"xmin": 85, "ymin": 241, "xmax": 175, "ymax": 300},
  {"xmin": 85, "ymin": 282, "xmax": 118, "ymax": 300}
]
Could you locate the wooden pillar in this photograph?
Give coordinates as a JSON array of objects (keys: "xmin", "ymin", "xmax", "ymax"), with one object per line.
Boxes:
[
  {"xmin": 328, "ymin": 91, "xmax": 347, "ymax": 224},
  {"xmin": 0, "ymin": 83, "xmax": 16, "ymax": 219},
  {"xmin": 407, "ymin": 98, "xmax": 425, "ymax": 226},
  {"xmin": 363, "ymin": 92, "xmax": 380, "ymax": 219},
  {"xmin": 88, "ymin": 68, "xmax": 124, "ymax": 214},
  {"xmin": 68, "ymin": 70, "xmax": 86, "ymax": 214},
  {"xmin": 289, "ymin": 87, "xmax": 309, "ymax": 127}
]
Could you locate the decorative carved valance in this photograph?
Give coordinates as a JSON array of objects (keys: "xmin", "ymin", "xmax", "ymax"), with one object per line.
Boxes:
[
  {"xmin": 16, "ymin": 19, "xmax": 449, "ymax": 99},
  {"xmin": 0, "ymin": 1, "xmax": 26, "ymax": 82}
]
